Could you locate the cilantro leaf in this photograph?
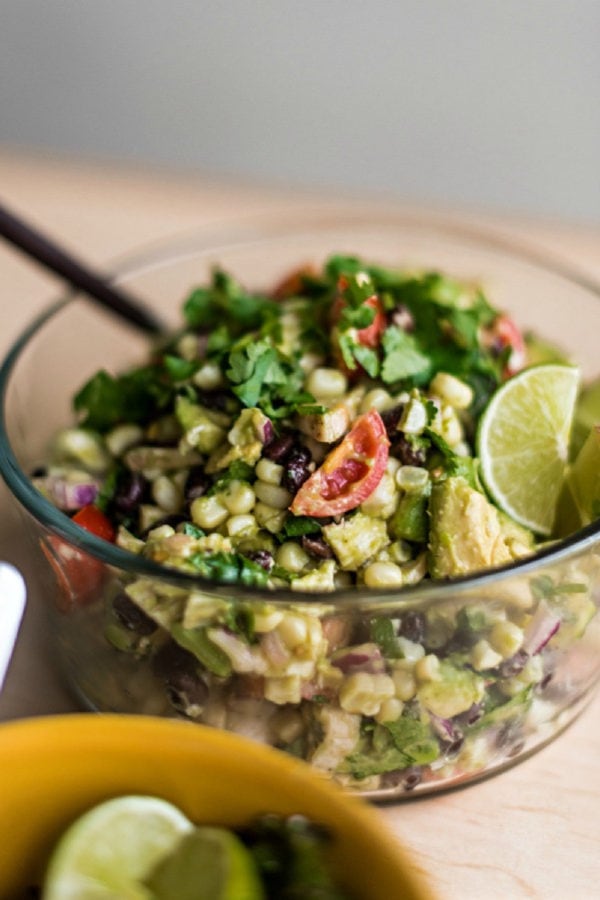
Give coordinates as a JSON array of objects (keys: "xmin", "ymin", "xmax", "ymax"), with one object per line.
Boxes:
[
  {"xmin": 380, "ymin": 326, "xmax": 430, "ymax": 384},
  {"xmin": 163, "ymin": 354, "xmax": 200, "ymax": 382},
  {"xmin": 74, "ymin": 366, "xmax": 173, "ymax": 430},
  {"xmin": 281, "ymin": 515, "xmax": 322, "ymax": 538},
  {"xmin": 208, "ymin": 461, "xmax": 255, "ymax": 496}
]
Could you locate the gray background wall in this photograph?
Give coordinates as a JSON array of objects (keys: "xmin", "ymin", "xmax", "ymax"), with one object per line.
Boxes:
[{"xmin": 1, "ymin": 1, "xmax": 599, "ymax": 223}]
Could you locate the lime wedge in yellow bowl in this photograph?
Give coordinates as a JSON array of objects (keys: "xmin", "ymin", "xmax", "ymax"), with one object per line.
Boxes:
[{"xmin": 0, "ymin": 715, "xmax": 433, "ymax": 900}]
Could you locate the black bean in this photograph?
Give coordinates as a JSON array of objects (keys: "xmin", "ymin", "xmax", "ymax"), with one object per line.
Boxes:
[
  {"xmin": 392, "ymin": 434, "xmax": 427, "ymax": 467},
  {"xmin": 197, "ymin": 388, "xmax": 236, "ymax": 413},
  {"xmin": 282, "ymin": 446, "xmax": 312, "ymax": 493},
  {"xmin": 152, "ymin": 641, "xmax": 208, "ymax": 714},
  {"xmin": 263, "ymin": 431, "xmax": 295, "ymax": 463},
  {"xmin": 457, "ymin": 702, "xmax": 484, "ymax": 727},
  {"xmin": 380, "ymin": 404, "xmax": 404, "ymax": 438},
  {"xmin": 184, "ymin": 466, "xmax": 211, "ymax": 502},
  {"xmin": 114, "ymin": 471, "xmax": 148, "ymax": 514},
  {"xmin": 498, "ymin": 649, "xmax": 529, "ymax": 678},
  {"xmin": 166, "ymin": 670, "xmax": 209, "ymax": 715},
  {"xmin": 398, "ymin": 611, "xmax": 426, "ymax": 644},
  {"xmin": 301, "ymin": 534, "xmax": 333, "ymax": 559},
  {"xmin": 112, "ymin": 592, "xmax": 157, "ymax": 636},
  {"xmin": 244, "ymin": 550, "xmax": 274, "ymax": 571}
]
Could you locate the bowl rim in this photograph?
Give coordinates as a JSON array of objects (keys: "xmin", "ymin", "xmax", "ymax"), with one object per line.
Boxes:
[{"xmin": 1, "ymin": 203, "xmax": 599, "ymax": 608}]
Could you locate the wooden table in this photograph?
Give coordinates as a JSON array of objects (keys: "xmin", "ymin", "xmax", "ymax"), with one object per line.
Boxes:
[{"xmin": 1, "ymin": 151, "xmax": 598, "ymax": 899}]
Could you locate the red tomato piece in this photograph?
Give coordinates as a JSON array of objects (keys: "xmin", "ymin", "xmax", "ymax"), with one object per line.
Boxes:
[
  {"xmin": 483, "ymin": 313, "xmax": 527, "ymax": 378},
  {"xmin": 290, "ymin": 409, "xmax": 390, "ymax": 517},
  {"xmin": 72, "ymin": 504, "xmax": 116, "ymax": 542},
  {"xmin": 331, "ymin": 291, "xmax": 386, "ymax": 350},
  {"xmin": 40, "ymin": 507, "xmax": 115, "ymax": 611}
]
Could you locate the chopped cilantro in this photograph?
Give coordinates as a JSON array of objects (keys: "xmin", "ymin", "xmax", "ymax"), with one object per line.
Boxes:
[
  {"xmin": 281, "ymin": 515, "xmax": 322, "ymax": 539},
  {"xmin": 369, "ymin": 618, "xmax": 404, "ymax": 659},
  {"xmin": 189, "ymin": 551, "xmax": 269, "ymax": 587},
  {"xmin": 380, "ymin": 326, "xmax": 430, "ymax": 384},
  {"xmin": 163, "ymin": 354, "xmax": 199, "ymax": 382},
  {"xmin": 208, "ymin": 461, "xmax": 255, "ymax": 496},
  {"xmin": 74, "ymin": 366, "xmax": 172, "ymax": 430},
  {"xmin": 182, "ymin": 522, "xmax": 205, "ymax": 538}
]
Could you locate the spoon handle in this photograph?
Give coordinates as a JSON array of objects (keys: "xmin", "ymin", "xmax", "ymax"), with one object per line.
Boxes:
[
  {"xmin": 0, "ymin": 201, "xmax": 164, "ymax": 335},
  {"xmin": 0, "ymin": 564, "xmax": 26, "ymax": 692}
]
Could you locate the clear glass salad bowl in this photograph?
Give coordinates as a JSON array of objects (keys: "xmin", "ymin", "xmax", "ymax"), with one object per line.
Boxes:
[{"xmin": 1, "ymin": 206, "xmax": 599, "ymax": 801}]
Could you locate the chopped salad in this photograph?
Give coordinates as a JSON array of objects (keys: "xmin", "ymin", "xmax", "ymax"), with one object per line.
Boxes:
[
  {"xmin": 34, "ymin": 255, "xmax": 599, "ymax": 795},
  {"xmin": 39, "ymin": 256, "xmax": 540, "ymax": 589}
]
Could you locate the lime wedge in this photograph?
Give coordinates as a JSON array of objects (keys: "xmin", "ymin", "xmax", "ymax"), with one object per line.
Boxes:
[
  {"xmin": 43, "ymin": 795, "xmax": 194, "ymax": 900},
  {"xmin": 145, "ymin": 826, "xmax": 265, "ymax": 900},
  {"xmin": 571, "ymin": 377, "xmax": 600, "ymax": 457},
  {"xmin": 477, "ymin": 364, "xmax": 580, "ymax": 535},
  {"xmin": 561, "ymin": 425, "xmax": 600, "ymax": 531}
]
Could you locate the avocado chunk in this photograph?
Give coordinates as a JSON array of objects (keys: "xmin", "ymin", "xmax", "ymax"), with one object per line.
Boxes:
[{"xmin": 428, "ymin": 476, "xmax": 513, "ymax": 578}]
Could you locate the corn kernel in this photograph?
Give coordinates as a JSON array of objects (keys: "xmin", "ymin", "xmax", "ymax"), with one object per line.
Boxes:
[
  {"xmin": 360, "ymin": 388, "xmax": 394, "ymax": 414},
  {"xmin": 254, "ymin": 481, "xmax": 292, "ymax": 510},
  {"xmin": 226, "ymin": 514, "xmax": 258, "ymax": 538},
  {"xmin": 414, "ymin": 654, "xmax": 441, "ymax": 682},
  {"xmin": 470, "ymin": 639, "xmax": 503, "ymax": 671},
  {"xmin": 489, "ymin": 620, "xmax": 524, "ymax": 659},
  {"xmin": 255, "ymin": 458, "xmax": 284, "ymax": 485},
  {"xmin": 375, "ymin": 697, "xmax": 404, "ymax": 724},
  {"xmin": 192, "ymin": 361, "xmax": 224, "ymax": 390},
  {"xmin": 264, "ymin": 675, "xmax": 302, "ymax": 705},
  {"xmin": 392, "ymin": 665, "xmax": 417, "ymax": 701},
  {"xmin": 395, "ymin": 466, "xmax": 429, "ymax": 493},
  {"xmin": 339, "ymin": 672, "xmax": 396, "ymax": 717},
  {"xmin": 276, "ymin": 613, "xmax": 309, "ymax": 649},
  {"xmin": 360, "ymin": 472, "xmax": 398, "ymax": 519},
  {"xmin": 276, "ymin": 542, "xmax": 311, "ymax": 574},
  {"xmin": 429, "ymin": 372, "xmax": 474, "ymax": 410},
  {"xmin": 191, "ymin": 495, "xmax": 229, "ymax": 530},
  {"xmin": 363, "ymin": 561, "xmax": 404, "ymax": 587},
  {"xmin": 222, "ymin": 481, "xmax": 256, "ymax": 515},
  {"xmin": 306, "ymin": 367, "xmax": 348, "ymax": 398},
  {"xmin": 105, "ymin": 424, "xmax": 144, "ymax": 458},
  {"xmin": 253, "ymin": 609, "xmax": 284, "ymax": 633},
  {"xmin": 152, "ymin": 475, "xmax": 183, "ymax": 514}
]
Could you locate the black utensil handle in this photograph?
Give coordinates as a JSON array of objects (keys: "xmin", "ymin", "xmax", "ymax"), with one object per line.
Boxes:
[{"xmin": 0, "ymin": 201, "xmax": 164, "ymax": 335}]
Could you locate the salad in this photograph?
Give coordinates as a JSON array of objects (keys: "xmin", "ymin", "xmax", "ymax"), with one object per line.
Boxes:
[{"xmin": 35, "ymin": 255, "xmax": 600, "ymax": 796}]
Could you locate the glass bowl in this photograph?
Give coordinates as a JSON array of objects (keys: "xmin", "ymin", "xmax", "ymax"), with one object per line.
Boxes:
[{"xmin": 1, "ymin": 206, "xmax": 599, "ymax": 801}]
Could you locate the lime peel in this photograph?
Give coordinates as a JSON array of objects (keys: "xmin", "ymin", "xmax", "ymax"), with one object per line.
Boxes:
[
  {"xmin": 477, "ymin": 364, "xmax": 580, "ymax": 536},
  {"xmin": 42, "ymin": 795, "xmax": 194, "ymax": 900}
]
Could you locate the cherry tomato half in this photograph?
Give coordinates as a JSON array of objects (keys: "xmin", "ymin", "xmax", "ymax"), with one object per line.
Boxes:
[
  {"xmin": 40, "ymin": 506, "xmax": 116, "ymax": 611},
  {"xmin": 72, "ymin": 504, "xmax": 116, "ymax": 542},
  {"xmin": 290, "ymin": 409, "xmax": 390, "ymax": 517}
]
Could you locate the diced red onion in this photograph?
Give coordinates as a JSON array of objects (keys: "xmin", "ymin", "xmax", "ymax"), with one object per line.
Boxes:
[
  {"xmin": 522, "ymin": 600, "xmax": 561, "ymax": 656},
  {"xmin": 48, "ymin": 477, "xmax": 100, "ymax": 511},
  {"xmin": 257, "ymin": 417, "xmax": 274, "ymax": 445},
  {"xmin": 331, "ymin": 643, "xmax": 385, "ymax": 674}
]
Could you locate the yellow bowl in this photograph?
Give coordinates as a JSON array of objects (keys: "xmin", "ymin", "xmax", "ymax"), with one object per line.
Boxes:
[{"xmin": 0, "ymin": 714, "xmax": 432, "ymax": 899}]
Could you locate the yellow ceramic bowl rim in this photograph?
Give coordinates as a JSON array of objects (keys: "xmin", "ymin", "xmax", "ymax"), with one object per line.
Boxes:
[{"xmin": 0, "ymin": 714, "xmax": 433, "ymax": 899}]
